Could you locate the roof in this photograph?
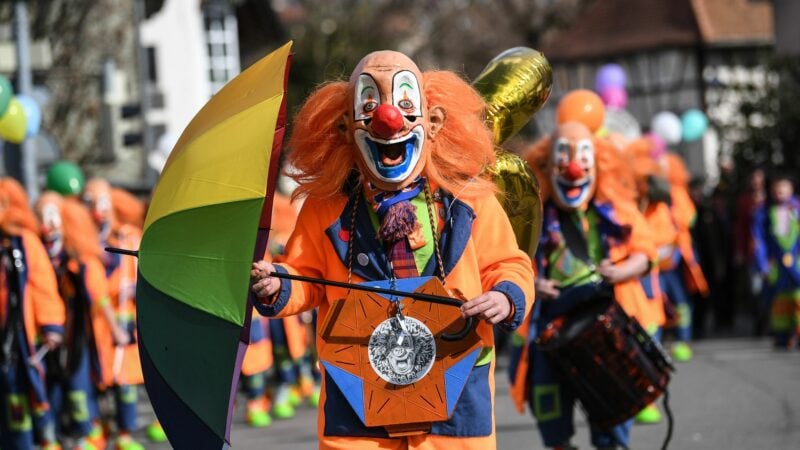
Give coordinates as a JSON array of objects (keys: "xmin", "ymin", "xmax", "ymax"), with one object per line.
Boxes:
[
  {"xmin": 691, "ymin": 0, "xmax": 774, "ymax": 46},
  {"xmin": 542, "ymin": 0, "xmax": 774, "ymax": 61}
]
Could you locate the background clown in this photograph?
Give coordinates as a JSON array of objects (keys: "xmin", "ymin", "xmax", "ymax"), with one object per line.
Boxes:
[{"xmin": 511, "ymin": 90, "xmax": 656, "ymax": 450}]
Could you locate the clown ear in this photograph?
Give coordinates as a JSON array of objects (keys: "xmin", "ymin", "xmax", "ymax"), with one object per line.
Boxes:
[{"xmin": 428, "ymin": 106, "xmax": 446, "ymax": 139}]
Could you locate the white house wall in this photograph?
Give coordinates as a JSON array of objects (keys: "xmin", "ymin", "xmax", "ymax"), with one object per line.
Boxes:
[{"xmin": 140, "ymin": 0, "xmax": 211, "ymax": 137}]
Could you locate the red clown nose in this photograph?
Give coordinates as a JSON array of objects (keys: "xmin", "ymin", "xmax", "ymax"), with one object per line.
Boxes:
[
  {"xmin": 371, "ymin": 104, "xmax": 404, "ymax": 139},
  {"xmin": 563, "ymin": 161, "xmax": 584, "ymax": 182}
]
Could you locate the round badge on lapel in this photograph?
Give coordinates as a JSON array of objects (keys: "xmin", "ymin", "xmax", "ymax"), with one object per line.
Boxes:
[{"xmin": 357, "ymin": 253, "xmax": 369, "ymax": 266}]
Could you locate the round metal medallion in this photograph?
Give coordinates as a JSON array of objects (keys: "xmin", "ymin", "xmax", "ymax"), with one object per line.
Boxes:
[{"xmin": 368, "ymin": 316, "xmax": 436, "ymax": 385}]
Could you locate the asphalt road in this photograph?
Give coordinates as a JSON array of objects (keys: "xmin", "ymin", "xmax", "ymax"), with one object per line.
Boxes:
[{"xmin": 132, "ymin": 338, "xmax": 799, "ymax": 449}]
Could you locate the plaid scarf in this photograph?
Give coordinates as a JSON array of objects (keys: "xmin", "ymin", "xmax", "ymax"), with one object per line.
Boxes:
[{"xmin": 367, "ymin": 178, "xmax": 426, "ymax": 278}]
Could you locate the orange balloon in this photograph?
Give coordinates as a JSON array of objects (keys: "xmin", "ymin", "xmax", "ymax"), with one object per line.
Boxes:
[{"xmin": 556, "ymin": 89, "xmax": 606, "ymax": 132}]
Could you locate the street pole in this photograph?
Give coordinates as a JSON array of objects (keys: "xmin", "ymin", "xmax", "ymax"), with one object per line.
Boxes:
[
  {"xmin": 134, "ymin": 0, "xmax": 156, "ymax": 188},
  {"xmin": 14, "ymin": 0, "xmax": 38, "ymax": 201}
]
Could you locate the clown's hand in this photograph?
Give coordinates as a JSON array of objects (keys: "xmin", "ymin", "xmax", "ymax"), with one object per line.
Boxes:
[
  {"xmin": 461, "ymin": 291, "xmax": 513, "ymax": 325},
  {"xmin": 43, "ymin": 332, "xmax": 63, "ymax": 350},
  {"xmin": 112, "ymin": 324, "xmax": 131, "ymax": 347},
  {"xmin": 534, "ymin": 278, "xmax": 561, "ymax": 300},
  {"xmin": 251, "ymin": 261, "xmax": 281, "ymax": 303},
  {"xmin": 597, "ymin": 253, "xmax": 649, "ymax": 284}
]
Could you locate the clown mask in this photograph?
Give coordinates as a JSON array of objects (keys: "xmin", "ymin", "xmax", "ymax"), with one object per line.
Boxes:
[
  {"xmin": 35, "ymin": 193, "xmax": 64, "ymax": 259},
  {"xmin": 83, "ymin": 178, "xmax": 113, "ymax": 241},
  {"xmin": 345, "ymin": 51, "xmax": 445, "ymax": 191},
  {"xmin": 548, "ymin": 122, "xmax": 597, "ymax": 211}
]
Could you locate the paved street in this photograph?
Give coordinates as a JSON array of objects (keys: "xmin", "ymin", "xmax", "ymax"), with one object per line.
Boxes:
[{"xmin": 134, "ymin": 338, "xmax": 799, "ymax": 449}]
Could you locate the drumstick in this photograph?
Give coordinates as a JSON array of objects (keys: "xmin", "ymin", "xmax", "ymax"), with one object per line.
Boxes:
[
  {"xmin": 557, "ymin": 257, "xmax": 628, "ymax": 290},
  {"xmin": 113, "ymin": 346, "xmax": 125, "ymax": 380},
  {"xmin": 27, "ymin": 346, "xmax": 49, "ymax": 367}
]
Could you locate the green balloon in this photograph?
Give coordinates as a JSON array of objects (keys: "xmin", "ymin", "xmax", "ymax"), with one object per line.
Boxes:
[
  {"xmin": 0, "ymin": 75, "xmax": 13, "ymax": 117},
  {"xmin": 46, "ymin": 161, "xmax": 85, "ymax": 196}
]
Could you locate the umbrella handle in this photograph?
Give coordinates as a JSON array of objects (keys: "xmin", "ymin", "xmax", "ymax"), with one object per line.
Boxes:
[{"xmin": 440, "ymin": 317, "xmax": 476, "ymax": 341}]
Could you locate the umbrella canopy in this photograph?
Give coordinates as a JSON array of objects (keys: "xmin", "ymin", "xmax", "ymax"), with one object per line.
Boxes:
[{"xmin": 136, "ymin": 41, "xmax": 292, "ymax": 449}]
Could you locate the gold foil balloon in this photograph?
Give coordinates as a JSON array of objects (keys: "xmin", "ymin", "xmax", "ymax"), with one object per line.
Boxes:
[
  {"xmin": 473, "ymin": 47, "xmax": 552, "ymax": 145},
  {"xmin": 475, "ymin": 47, "xmax": 550, "ymax": 257},
  {"xmin": 487, "ymin": 150, "xmax": 543, "ymax": 259}
]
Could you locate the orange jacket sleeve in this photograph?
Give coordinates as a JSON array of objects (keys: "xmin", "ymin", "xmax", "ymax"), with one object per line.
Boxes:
[
  {"xmin": 22, "ymin": 229, "xmax": 65, "ymax": 332},
  {"xmin": 264, "ymin": 198, "xmax": 332, "ymax": 318},
  {"xmin": 84, "ymin": 256, "xmax": 112, "ymax": 309},
  {"xmin": 471, "ymin": 194, "xmax": 535, "ymax": 330}
]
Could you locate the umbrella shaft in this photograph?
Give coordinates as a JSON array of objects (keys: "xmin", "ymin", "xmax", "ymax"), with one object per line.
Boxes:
[{"xmin": 268, "ymin": 272, "xmax": 463, "ymax": 308}]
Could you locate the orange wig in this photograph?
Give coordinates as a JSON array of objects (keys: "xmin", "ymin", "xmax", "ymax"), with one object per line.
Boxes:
[
  {"xmin": 594, "ymin": 138, "xmax": 638, "ymax": 204},
  {"xmin": 287, "ymin": 71, "xmax": 496, "ymax": 200},
  {"xmin": 111, "ymin": 188, "xmax": 145, "ymax": 229},
  {"xmin": 0, "ymin": 177, "xmax": 39, "ymax": 234},
  {"xmin": 60, "ymin": 197, "xmax": 103, "ymax": 260},
  {"xmin": 522, "ymin": 135, "xmax": 552, "ymax": 202}
]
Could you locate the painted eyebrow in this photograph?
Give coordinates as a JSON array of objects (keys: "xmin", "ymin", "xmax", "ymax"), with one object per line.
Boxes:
[
  {"xmin": 360, "ymin": 85, "xmax": 375, "ymax": 96},
  {"xmin": 398, "ymin": 82, "xmax": 414, "ymax": 90}
]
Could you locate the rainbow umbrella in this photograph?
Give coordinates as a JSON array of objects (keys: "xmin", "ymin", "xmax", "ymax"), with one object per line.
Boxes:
[{"xmin": 135, "ymin": 42, "xmax": 292, "ymax": 449}]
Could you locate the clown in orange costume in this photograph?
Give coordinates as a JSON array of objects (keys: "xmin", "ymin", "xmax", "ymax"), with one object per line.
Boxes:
[
  {"xmin": 82, "ymin": 178, "xmax": 154, "ymax": 450},
  {"xmin": 646, "ymin": 141, "xmax": 709, "ymax": 362},
  {"xmin": 35, "ymin": 193, "xmax": 131, "ymax": 450},
  {"xmin": 0, "ymin": 180, "xmax": 65, "ymax": 450},
  {"xmin": 510, "ymin": 113, "xmax": 656, "ymax": 449},
  {"xmin": 250, "ymin": 51, "xmax": 534, "ymax": 450}
]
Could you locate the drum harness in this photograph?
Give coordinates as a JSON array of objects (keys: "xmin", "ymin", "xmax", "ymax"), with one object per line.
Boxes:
[{"xmin": 553, "ymin": 209, "xmax": 675, "ymax": 450}]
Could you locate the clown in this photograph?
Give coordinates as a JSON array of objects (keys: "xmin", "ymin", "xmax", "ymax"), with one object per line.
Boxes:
[
  {"xmin": 642, "ymin": 140, "xmax": 708, "ymax": 362},
  {"xmin": 752, "ymin": 173, "xmax": 800, "ymax": 348},
  {"xmin": 250, "ymin": 51, "xmax": 534, "ymax": 450},
  {"xmin": 35, "ymin": 193, "xmax": 131, "ymax": 450},
  {"xmin": 82, "ymin": 179, "xmax": 154, "ymax": 449},
  {"xmin": 511, "ymin": 117, "xmax": 656, "ymax": 450},
  {"xmin": 0, "ymin": 181, "xmax": 65, "ymax": 450}
]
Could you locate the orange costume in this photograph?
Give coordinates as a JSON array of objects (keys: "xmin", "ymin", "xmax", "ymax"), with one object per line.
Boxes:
[
  {"xmin": 510, "ymin": 120, "xmax": 654, "ymax": 449},
  {"xmin": 35, "ymin": 194, "xmax": 122, "ymax": 446},
  {"xmin": 252, "ymin": 51, "xmax": 534, "ymax": 450},
  {"xmin": 84, "ymin": 179, "xmax": 145, "ymax": 386},
  {"xmin": 663, "ymin": 154, "xmax": 709, "ymax": 296},
  {"xmin": 0, "ymin": 184, "xmax": 66, "ymax": 449}
]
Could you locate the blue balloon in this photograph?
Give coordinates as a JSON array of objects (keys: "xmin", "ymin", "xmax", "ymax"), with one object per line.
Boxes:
[
  {"xmin": 596, "ymin": 64, "xmax": 627, "ymax": 92},
  {"xmin": 681, "ymin": 109, "xmax": 708, "ymax": 142},
  {"xmin": 16, "ymin": 94, "xmax": 41, "ymax": 138}
]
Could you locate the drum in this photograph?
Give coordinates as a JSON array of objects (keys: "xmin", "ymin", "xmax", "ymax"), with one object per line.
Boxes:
[{"xmin": 537, "ymin": 286, "xmax": 674, "ymax": 429}]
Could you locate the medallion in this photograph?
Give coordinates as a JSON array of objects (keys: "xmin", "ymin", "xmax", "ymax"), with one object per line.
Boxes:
[{"xmin": 368, "ymin": 316, "xmax": 435, "ymax": 385}]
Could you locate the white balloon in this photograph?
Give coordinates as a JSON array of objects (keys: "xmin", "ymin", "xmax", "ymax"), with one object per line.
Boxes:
[
  {"xmin": 604, "ymin": 109, "xmax": 642, "ymax": 140},
  {"xmin": 650, "ymin": 111, "xmax": 682, "ymax": 145}
]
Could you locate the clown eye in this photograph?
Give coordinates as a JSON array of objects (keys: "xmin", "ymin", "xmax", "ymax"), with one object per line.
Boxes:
[
  {"xmin": 575, "ymin": 139, "xmax": 595, "ymax": 167},
  {"xmin": 554, "ymin": 143, "xmax": 570, "ymax": 164},
  {"xmin": 398, "ymin": 99, "xmax": 414, "ymax": 111},
  {"xmin": 363, "ymin": 101, "xmax": 378, "ymax": 113}
]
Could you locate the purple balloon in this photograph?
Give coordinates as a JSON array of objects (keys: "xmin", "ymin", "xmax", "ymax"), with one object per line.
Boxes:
[
  {"xmin": 596, "ymin": 64, "xmax": 627, "ymax": 92},
  {"xmin": 600, "ymin": 86, "xmax": 628, "ymax": 109}
]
